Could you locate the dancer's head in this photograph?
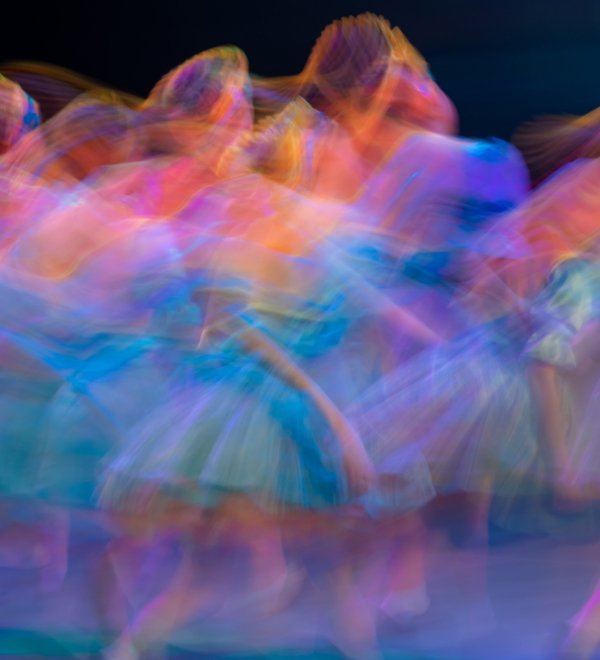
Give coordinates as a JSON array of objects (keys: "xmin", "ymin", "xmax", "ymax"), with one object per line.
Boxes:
[
  {"xmin": 146, "ymin": 46, "xmax": 252, "ymax": 129},
  {"xmin": 4, "ymin": 94, "xmax": 139, "ymax": 181},
  {"xmin": 0, "ymin": 75, "xmax": 40, "ymax": 154},
  {"xmin": 141, "ymin": 46, "xmax": 253, "ymax": 166},
  {"xmin": 304, "ymin": 14, "xmax": 457, "ymax": 134}
]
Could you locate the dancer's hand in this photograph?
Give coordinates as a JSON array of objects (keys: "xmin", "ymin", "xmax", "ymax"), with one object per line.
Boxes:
[{"xmin": 305, "ymin": 382, "xmax": 375, "ymax": 496}]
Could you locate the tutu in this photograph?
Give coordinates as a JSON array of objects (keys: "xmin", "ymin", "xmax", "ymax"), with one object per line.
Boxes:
[
  {"xmin": 0, "ymin": 337, "xmax": 61, "ymax": 499},
  {"xmin": 351, "ymin": 315, "xmax": 537, "ymax": 496},
  {"xmin": 102, "ymin": 269, "xmax": 352, "ymax": 512}
]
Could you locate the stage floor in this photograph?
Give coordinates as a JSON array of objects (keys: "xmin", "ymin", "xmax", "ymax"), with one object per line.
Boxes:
[{"xmin": 0, "ymin": 509, "xmax": 599, "ymax": 659}]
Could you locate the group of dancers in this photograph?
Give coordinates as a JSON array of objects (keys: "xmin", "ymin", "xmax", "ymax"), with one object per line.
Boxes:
[{"xmin": 1, "ymin": 13, "xmax": 600, "ymax": 659}]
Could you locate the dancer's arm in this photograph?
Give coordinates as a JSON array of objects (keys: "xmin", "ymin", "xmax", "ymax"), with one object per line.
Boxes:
[
  {"xmin": 324, "ymin": 246, "xmax": 442, "ymax": 345},
  {"xmin": 528, "ymin": 361, "xmax": 570, "ymax": 477},
  {"xmin": 241, "ymin": 318, "xmax": 374, "ymax": 489},
  {"xmin": 203, "ymin": 312, "xmax": 374, "ymax": 494}
]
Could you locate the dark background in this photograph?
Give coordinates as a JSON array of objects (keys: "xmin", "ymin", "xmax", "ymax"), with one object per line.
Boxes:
[{"xmin": 3, "ymin": 0, "xmax": 600, "ymax": 140}]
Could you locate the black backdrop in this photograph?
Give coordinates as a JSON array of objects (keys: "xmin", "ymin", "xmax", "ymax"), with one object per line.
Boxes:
[{"xmin": 3, "ymin": 0, "xmax": 600, "ymax": 139}]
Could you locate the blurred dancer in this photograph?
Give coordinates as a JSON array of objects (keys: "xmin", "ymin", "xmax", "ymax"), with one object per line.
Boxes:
[
  {"xmin": 466, "ymin": 155, "xmax": 600, "ymax": 510},
  {"xmin": 0, "ymin": 46, "xmax": 259, "ymax": 636}
]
